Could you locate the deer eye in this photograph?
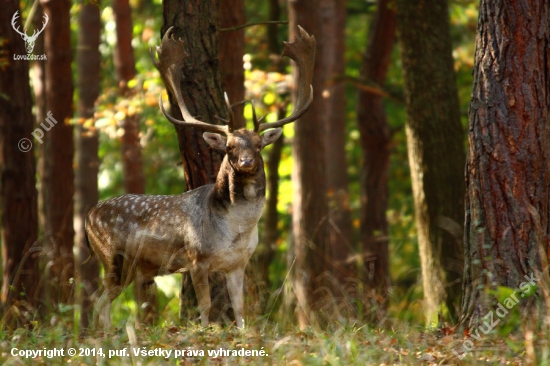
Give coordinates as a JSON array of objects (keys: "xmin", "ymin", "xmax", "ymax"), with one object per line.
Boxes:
[{"xmin": 226, "ymin": 146, "xmax": 233, "ymax": 153}]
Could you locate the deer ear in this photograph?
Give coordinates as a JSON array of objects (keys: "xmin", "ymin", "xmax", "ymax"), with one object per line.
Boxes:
[
  {"xmin": 203, "ymin": 132, "xmax": 227, "ymax": 151},
  {"xmin": 261, "ymin": 128, "xmax": 283, "ymax": 147}
]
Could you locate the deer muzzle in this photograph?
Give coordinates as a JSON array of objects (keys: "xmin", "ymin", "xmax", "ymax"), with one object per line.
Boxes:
[{"xmin": 239, "ymin": 157, "xmax": 254, "ymax": 169}]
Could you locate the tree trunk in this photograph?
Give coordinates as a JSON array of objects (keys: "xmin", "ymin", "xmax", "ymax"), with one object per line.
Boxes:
[
  {"xmin": 267, "ymin": 0, "xmax": 282, "ymax": 55},
  {"xmin": 113, "ymin": 0, "xmax": 136, "ymax": 87},
  {"xmin": 396, "ymin": 0, "xmax": 465, "ymax": 323},
  {"xmin": 460, "ymin": 0, "xmax": 550, "ymax": 329},
  {"xmin": 75, "ymin": 0, "xmax": 101, "ymax": 330},
  {"xmin": 288, "ymin": 0, "xmax": 332, "ymax": 328},
  {"xmin": 0, "ymin": 0, "xmax": 40, "ymax": 325},
  {"xmin": 255, "ymin": 0, "xmax": 285, "ymax": 306},
  {"xmin": 219, "ymin": 0, "xmax": 245, "ymax": 129},
  {"xmin": 321, "ymin": 0, "xmax": 355, "ymax": 288},
  {"xmin": 357, "ymin": 0, "xmax": 396, "ymax": 317},
  {"xmin": 113, "ymin": 0, "xmax": 158, "ymax": 324},
  {"xmin": 162, "ymin": 1, "xmax": 227, "ymax": 189},
  {"xmin": 40, "ymin": 0, "xmax": 76, "ymax": 306},
  {"xmin": 258, "ymin": 108, "xmax": 285, "ymax": 295},
  {"xmin": 162, "ymin": 0, "xmax": 233, "ymax": 325}
]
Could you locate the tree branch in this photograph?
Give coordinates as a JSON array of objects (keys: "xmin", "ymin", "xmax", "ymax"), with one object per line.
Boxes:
[
  {"xmin": 327, "ymin": 75, "xmax": 404, "ymax": 103},
  {"xmin": 219, "ymin": 20, "xmax": 288, "ymax": 32}
]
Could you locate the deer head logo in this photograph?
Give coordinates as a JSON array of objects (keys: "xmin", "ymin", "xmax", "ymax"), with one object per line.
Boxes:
[{"xmin": 11, "ymin": 11, "xmax": 48, "ymax": 54}]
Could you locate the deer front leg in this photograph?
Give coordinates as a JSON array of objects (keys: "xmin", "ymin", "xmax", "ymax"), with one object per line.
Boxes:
[
  {"xmin": 190, "ymin": 267, "xmax": 211, "ymax": 327},
  {"xmin": 225, "ymin": 268, "xmax": 245, "ymax": 328}
]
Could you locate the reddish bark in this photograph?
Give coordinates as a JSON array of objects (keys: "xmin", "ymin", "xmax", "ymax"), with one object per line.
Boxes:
[
  {"xmin": 113, "ymin": 0, "xmax": 157, "ymax": 323},
  {"xmin": 75, "ymin": 0, "xmax": 101, "ymax": 330},
  {"xmin": 357, "ymin": 0, "xmax": 396, "ymax": 314},
  {"xmin": 219, "ymin": 0, "xmax": 245, "ymax": 129},
  {"xmin": 0, "ymin": 0, "xmax": 40, "ymax": 325},
  {"xmin": 40, "ymin": 0, "xmax": 76, "ymax": 306},
  {"xmin": 162, "ymin": 0, "xmax": 232, "ymax": 324},
  {"xmin": 256, "ymin": 0, "xmax": 285, "ymax": 300},
  {"xmin": 113, "ymin": 0, "xmax": 136, "ymax": 86},
  {"xmin": 460, "ymin": 0, "xmax": 550, "ymax": 328},
  {"xmin": 288, "ymin": 0, "xmax": 332, "ymax": 327},
  {"xmin": 321, "ymin": 0, "xmax": 355, "ymax": 287}
]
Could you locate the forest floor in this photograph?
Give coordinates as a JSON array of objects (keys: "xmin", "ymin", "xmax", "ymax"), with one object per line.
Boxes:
[{"xmin": 0, "ymin": 317, "xmax": 543, "ymax": 365}]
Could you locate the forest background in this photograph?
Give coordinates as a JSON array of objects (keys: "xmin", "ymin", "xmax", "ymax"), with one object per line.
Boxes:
[{"xmin": 1, "ymin": 0, "xmax": 549, "ymax": 364}]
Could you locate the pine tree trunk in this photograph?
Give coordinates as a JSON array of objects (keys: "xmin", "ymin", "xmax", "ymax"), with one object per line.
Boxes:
[
  {"xmin": 256, "ymin": 0, "xmax": 286, "ymax": 302},
  {"xmin": 75, "ymin": 0, "xmax": 101, "ymax": 330},
  {"xmin": 0, "ymin": 0, "xmax": 40, "ymax": 325},
  {"xmin": 219, "ymin": 0, "xmax": 245, "ymax": 129},
  {"xmin": 396, "ymin": 0, "xmax": 465, "ymax": 322},
  {"xmin": 460, "ymin": 0, "xmax": 550, "ymax": 329},
  {"xmin": 288, "ymin": 0, "xmax": 332, "ymax": 327},
  {"xmin": 357, "ymin": 0, "xmax": 396, "ymax": 317},
  {"xmin": 162, "ymin": 0, "xmax": 233, "ymax": 325},
  {"xmin": 113, "ymin": 0, "xmax": 158, "ymax": 324},
  {"xmin": 321, "ymin": 0, "xmax": 355, "ymax": 288},
  {"xmin": 40, "ymin": 0, "xmax": 76, "ymax": 306}
]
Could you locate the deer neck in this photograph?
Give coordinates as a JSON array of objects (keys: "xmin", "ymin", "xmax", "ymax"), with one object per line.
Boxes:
[{"xmin": 213, "ymin": 156, "xmax": 266, "ymax": 207}]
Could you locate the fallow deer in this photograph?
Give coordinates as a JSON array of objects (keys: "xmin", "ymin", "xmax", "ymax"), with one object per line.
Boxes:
[{"xmin": 85, "ymin": 26, "xmax": 315, "ymax": 328}]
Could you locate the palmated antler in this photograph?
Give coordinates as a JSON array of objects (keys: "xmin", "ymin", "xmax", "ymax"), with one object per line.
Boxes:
[
  {"xmin": 152, "ymin": 26, "xmax": 315, "ymax": 135},
  {"xmin": 255, "ymin": 26, "xmax": 315, "ymax": 133},
  {"xmin": 150, "ymin": 27, "xmax": 230, "ymax": 134}
]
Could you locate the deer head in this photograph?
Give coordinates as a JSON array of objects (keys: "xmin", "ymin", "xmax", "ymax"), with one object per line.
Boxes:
[
  {"xmin": 149, "ymin": 26, "xmax": 315, "ymax": 160},
  {"xmin": 11, "ymin": 11, "xmax": 48, "ymax": 54}
]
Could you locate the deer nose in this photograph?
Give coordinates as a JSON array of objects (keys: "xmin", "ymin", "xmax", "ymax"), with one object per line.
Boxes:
[{"xmin": 240, "ymin": 157, "xmax": 254, "ymax": 167}]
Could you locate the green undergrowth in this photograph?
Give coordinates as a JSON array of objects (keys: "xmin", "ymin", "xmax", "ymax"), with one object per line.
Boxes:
[{"xmin": 1, "ymin": 316, "xmax": 546, "ymax": 365}]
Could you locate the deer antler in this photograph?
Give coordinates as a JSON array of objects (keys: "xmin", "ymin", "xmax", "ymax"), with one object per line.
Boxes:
[
  {"xmin": 28, "ymin": 13, "xmax": 48, "ymax": 41},
  {"xmin": 11, "ymin": 11, "xmax": 27, "ymax": 38},
  {"xmin": 150, "ymin": 27, "xmax": 230, "ymax": 135},
  {"xmin": 255, "ymin": 26, "xmax": 315, "ymax": 133}
]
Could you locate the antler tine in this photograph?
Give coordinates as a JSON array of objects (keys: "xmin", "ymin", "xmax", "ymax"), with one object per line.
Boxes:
[
  {"xmin": 251, "ymin": 102, "xmax": 260, "ymax": 132},
  {"xmin": 224, "ymin": 92, "xmax": 235, "ymax": 132},
  {"xmin": 150, "ymin": 27, "xmax": 228, "ymax": 135},
  {"xmin": 38, "ymin": 14, "xmax": 49, "ymax": 35},
  {"xmin": 258, "ymin": 26, "xmax": 315, "ymax": 133},
  {"xmin": 11, "ymin": 11, "xmax": 26, "ymax": 37}
]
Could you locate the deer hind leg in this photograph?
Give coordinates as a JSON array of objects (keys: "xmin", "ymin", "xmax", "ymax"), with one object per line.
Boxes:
[
  {"xmin": 190, "ymin": 267, "xmax": 211, "ymax": 327},
  {"xmin": 135, "ymin": 270, "xmax": 158, "ymax": 325},
  {"xmin": 94, "ymin": 253, "xmax": 128, "ymax": 331},
  {"xmin": 225, "ymin": 268, "xmax": 246, "ymax": 328},
  {"xmin": 95, "ymin": 279, "xmax": 123, "ymax": 331}
]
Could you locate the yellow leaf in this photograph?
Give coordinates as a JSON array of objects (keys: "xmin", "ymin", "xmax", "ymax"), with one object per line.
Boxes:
[{"xmin": 114, "ymin": 111, "xmax": 126, "ymax": 121}]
